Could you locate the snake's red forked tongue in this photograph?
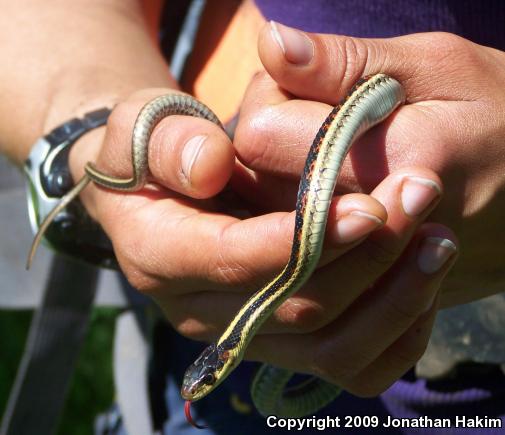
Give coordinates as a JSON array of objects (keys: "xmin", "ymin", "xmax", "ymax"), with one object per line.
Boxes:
[{"xmin": 185, "ymin": 401, "xmax": 206, "ymax": 430}]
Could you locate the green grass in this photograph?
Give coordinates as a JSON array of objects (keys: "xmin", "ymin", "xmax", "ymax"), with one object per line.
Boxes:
[{"xmin": 0, "ymin": 308, "xmax": 119, "ymax": 435}]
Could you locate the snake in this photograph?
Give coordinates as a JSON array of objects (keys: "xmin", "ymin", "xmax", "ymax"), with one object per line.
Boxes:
[{"xmin": 28, "ymin": 74, "xmax": 405, "ymax": 420}]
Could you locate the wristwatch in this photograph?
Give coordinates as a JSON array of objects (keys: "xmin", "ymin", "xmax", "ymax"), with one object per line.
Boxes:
[{"xmin": 24, "ymin": 108, "xmax": 118, "ymax": 269}]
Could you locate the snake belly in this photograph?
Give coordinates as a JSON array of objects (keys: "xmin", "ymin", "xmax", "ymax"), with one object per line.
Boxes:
[{"xmin": 181, "ymin": 74, "xmax": 405, "ymax": 418}]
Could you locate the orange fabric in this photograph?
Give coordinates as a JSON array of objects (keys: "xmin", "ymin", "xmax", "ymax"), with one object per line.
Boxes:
[
  {"xmin": 185, "ymin": 0, "xmax": 265, "ymax": 122},
  {"xmin": 139, "ymin": 0, "xmax": 266, "ymax": 122}
]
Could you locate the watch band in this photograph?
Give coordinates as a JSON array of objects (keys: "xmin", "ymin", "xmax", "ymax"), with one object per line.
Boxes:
[
  {"xmin": 40, "ymin": 108, "xmax": 112, "ymax": 197},
  {"xmin": 24, "ymin": 108, "xmax": 118, "ymax": 269}
]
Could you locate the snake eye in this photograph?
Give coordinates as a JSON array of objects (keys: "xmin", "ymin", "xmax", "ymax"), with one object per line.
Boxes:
[{"xmin": 203, "ymin": 373, "xmax": 215, "ymax": 385}]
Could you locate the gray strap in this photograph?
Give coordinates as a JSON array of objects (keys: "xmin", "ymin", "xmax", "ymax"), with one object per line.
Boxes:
[
  {"xmin": 169, "ymin": 0, "xmax": 206, "ymax": 80},
  {"xmin": 0, "ymin": 255, "xmax": 98, "ymax": 435},
  {"xmin": 113, "ymin": 311, "xmax": 154, "ymax": 435}
]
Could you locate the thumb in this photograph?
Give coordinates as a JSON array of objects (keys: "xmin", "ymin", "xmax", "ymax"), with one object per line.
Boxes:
[{"xmin": 258, "ymin": 21, "xmax": 477, "ymax": 104}]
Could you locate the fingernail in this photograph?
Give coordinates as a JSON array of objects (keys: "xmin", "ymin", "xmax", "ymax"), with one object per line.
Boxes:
[
  {"xmin": 181, "ymin": 135, "xmax": 207, "ymax": 184},
  {"xmin": 269, "ymin": 21, "xmax": 314, "ymax": 65},
  {"xmin": 401, "ymin": 176, "xmax": 441, "ymax": 217},
  {"xmin": 417, "ymin": 237, "xmax": 457, "ymax": 274},
  {"xmin": 333, "ymin": 210, "xmax": 383, "ymax": 244}
]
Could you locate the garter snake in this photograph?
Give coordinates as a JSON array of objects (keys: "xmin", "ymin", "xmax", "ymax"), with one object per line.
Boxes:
[{"xmin": 28, "ymin": 74, "xmax": 406, "ymax": 418}]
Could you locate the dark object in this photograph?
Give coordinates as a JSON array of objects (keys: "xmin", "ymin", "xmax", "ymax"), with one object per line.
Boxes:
[
  {"xmin": 24, "ymin": 107, "xmax": 118, "ymax": 269},
  {"xmin": 0, "ymin": 255, "xmax": 99, "ymax": 435}
]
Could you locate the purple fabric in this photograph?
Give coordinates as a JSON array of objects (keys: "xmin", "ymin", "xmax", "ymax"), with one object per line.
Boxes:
[{"xmin": 254, "ymin": 0, "xmax": 505, "ymax": 50}]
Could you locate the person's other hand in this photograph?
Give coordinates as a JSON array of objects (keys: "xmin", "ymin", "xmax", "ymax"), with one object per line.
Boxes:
[{"xmin": 234, "ymin": 23, "xmax": 505, "ymax": 307}]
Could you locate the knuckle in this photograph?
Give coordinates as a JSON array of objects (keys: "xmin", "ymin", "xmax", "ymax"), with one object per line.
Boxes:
[
  {"xmin": 161, "ymin": 293, "xmax": 219, "ymax": 342},
  {"xmin": 234, "ymin": 106, "xmax": 277, "ymax": 168},
  {"xmin": 426, "ymin": 32, "xmax": 474, "ymax": 65},
  {"xmin": 107, "ymin": 100, "xmax": 135, "ymax": 134},
  {"xmin": 208, "ymin": 224, "xmax": 257, "ymax": 287},
  {"xmin": 117, "ymin": 249, "xmax": 155, "ymax": 293},
  {"xmin": 112, "ymin": 218, "xmax": 160, "ymax": 294},
  {"xmin": 433, "ymin": 32, "xmax": 468, "ymax": 53},
  {"xmin": 360, "ymin": 238, "xmax": 402, "ymax": 276},
  {"xmin": 312, "ymin": 348, "xmax": 364, "ymax": 384},
  {"xmin": 323, "ymin": 36, "xmax": 366, "ymax": 83},
  {"xmin": 340, "ymin": 36, "xmax": 370, "ymax": 80},
  {"xmin": 175, "ymin": 317, "xmax": 216, "ymax": 342},
  {"xmin": 210, "ymin": 255, "xmax": 252, "ymax": 287},
  {"xmin": 277, "ymin": 298, "xmax": 327, "ymax": 333},
  {"xmin": 99, "ymin": 100, "xmax": 139, "ymax": 169},
  {"xmin": 382, "ymin": 292, "xmax": 423, "ymax": 328},
  {"xmin": 116, "ymin": 248, "xmax": 156, "ymax": 293}
]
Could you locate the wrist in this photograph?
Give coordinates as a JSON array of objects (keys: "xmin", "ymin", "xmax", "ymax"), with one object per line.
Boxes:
[
  {"xmin": 0, "ymin": 0, "xmax": 176, "ymax": 164},
  {"xmin": 43, "ymin": 66, "xmax": 178, "ymax": 133}
]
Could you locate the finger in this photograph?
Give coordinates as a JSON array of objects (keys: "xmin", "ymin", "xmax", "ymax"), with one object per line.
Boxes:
[
  {"xmin": 341, "ymin": 302, "xmax": 438, "ymax": 397},
  {"xmin": 159, "ymin": 167, "xmax": 435, "ymax": 340},
  {"xmin": 259, "ymin": 167, "xmax": 443, "ymax": 335},
  {"xmin": 90, "ymin": 89, "xmax": 234, "ymax": 199},
  {"xmin": 234, "ymin": 71, "xmax": 331, "ymax": 182},
  {"xmin": 246, "ymin": 223, "xmax": 458, "ymax": 387},
  {"xmin": 325, "ymin": 224, "xmax": 458, "ymax": 397},
  {"xmin": 259, "ymin": 21, "xmax": 484, "ymax": 104},
  {"xmin": 140, "ymin": 189, "xmax": 384, "ymax": 294},
  {"xmin": 313, "ymin": 224, "xmax": 457, "ymax": 392},
  {"xmin": 233, "ymin": 70, "xmax": 442, "ymax": 204},
  {"xmin": 153, "ymin": 192, "xmax": 386, "ymax": 341}
]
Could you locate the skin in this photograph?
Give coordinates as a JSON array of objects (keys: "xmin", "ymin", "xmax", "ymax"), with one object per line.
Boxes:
[
  {"xmin": 0, "ymin": 0, "xmax": 470, "ymax": 398},
  {"xmin": 238, "ymin": 23, "xmax": 505, "ymax": 308}
]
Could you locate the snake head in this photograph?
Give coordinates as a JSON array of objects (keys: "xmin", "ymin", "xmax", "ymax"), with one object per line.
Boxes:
[{"xmin": 181, "ymin": 343, "xmax": 232, "ymax": 401}]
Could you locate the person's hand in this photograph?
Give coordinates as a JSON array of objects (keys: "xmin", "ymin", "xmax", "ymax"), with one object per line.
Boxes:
[
  {"xmin": 66, "ymin": 87, "xmax": 395, "ymax": 299},
  {"xmin": 242, "ymin": 166, "xmax": 459, "ymax": 396},
  {"xmin": 234, "ymin": 23, "xmax": 505, "ymax": 307},
  {"xmin": 69, "ymin": 88, "xmax": 457, "ymax": 397}
]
